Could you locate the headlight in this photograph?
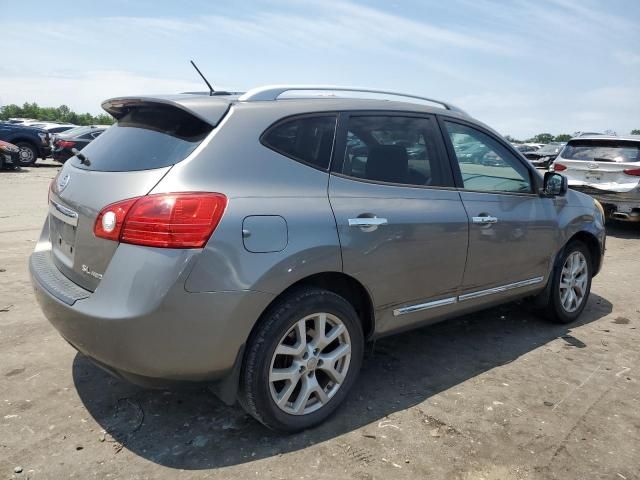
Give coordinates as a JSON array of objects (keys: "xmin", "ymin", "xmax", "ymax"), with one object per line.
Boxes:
[{"xmin": 37, "ymin": 132, "xmax": 48, "ymax": 143}]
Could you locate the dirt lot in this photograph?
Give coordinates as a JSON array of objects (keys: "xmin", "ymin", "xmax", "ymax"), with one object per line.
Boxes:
[{"xmin": 1, "ymin": 161, "xmax": 639, "ymax": 480}]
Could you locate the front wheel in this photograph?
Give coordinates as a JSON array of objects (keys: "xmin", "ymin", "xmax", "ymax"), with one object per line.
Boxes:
[
  {"xmin": 238, "ymin": 287, "xmax": 364, "ymax": 432},
  {"xmin": 543, "ymin": 241, "xmax": 593, "ymax": 324},
  {"xmin": 15, "ymin": 142, "xmax": 38, "ymax": 167}
]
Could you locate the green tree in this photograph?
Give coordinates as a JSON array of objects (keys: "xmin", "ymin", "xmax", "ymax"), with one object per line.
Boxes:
[
  {"xmin": 554, "ymin": 134, "xmax": 572, "ymax": 142},
  {"xmin": 0, "ymin": 102, "xmax": 114, "ymax": 125},
  {"xmin": 631, "ymin": 129, "xmax": 640, "ymax": 135},
  {"xmin": 529, "ymin": 133, "xmax": 554, "ymax": 144}
]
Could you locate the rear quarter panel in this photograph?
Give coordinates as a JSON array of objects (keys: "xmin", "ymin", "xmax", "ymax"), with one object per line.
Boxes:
[{"xmin": 152, "ymin": 103, "xmax": 343, "ymax": 295}]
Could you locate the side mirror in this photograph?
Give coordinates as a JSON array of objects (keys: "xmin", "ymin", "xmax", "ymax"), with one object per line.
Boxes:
[{"xmin": 542, "ymin": 172, "xmax": 568, "ymax": 197}]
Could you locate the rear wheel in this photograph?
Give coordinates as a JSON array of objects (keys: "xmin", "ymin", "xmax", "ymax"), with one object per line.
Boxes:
[
  {"xmin": 543, "ymin": 241, "xmax": 592, "ymax": 324},
  {"xmin": 15, "ymin": 142, "xmax": 38, "ymax": 167},
  {"xmin": 238, "ymin": 287, "xmax": 364, "ymax": 432}
]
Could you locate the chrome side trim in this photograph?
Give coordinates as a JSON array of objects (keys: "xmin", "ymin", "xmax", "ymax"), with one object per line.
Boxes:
[
  {"xmin": 393, "ymin": 276, "xmax": 545, "ymax": 317},
  {"xmin": 458, "ymin": 276, "xmax": 544, "ymax": 302},
  {"xmin": 393, "ymin": 297, "xmax": 457, "ymax": 317},
  {"xmin": 49, "ymin": 200, "xmax": 78, "ymax": 227}
]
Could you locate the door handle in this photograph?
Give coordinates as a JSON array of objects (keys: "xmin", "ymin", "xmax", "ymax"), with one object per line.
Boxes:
[
  {"xmin": 348, "ymin": 217, "xmax": 388, "ymax": 227},
  {"xmin": 472, "ymin": 215, "xmax": 498, "ymax": 225}
]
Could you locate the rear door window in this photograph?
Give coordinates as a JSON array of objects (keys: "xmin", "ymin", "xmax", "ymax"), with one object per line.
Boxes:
[
  {"xmin": 339, "ymin": 115, "xmax": 451, "ymax": 187},
  {"xmin": 561, "ymin": 140, "xmax": 640, "ymax": 163},
  {"xmin": 71, "ymin": 105, "xmax": 213, "ymax": 171},
  {"xmin": 262, "ymin": 115, "xmax": 337, "ymax": 170}
]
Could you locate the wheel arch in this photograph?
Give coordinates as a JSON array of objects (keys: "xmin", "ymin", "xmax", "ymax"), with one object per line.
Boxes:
[
  {"xmin": 256, "ymin": 271, "xmax": 376, "ymax": 341},
  {"xmin": 565, "ymin": 230, "xmax": 603, "ymax": 276}
]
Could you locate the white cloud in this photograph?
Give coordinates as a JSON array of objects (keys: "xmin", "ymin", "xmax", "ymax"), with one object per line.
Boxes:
[
  {"xmin": 614, "ymin": 51, "xmax": 640, "ymax": 66},
  {"xmin": 0, "ymin": 70, "xmax": 203, "ymax": 114}
]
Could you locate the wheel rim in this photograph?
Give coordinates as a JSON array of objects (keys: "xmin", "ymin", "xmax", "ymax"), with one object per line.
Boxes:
[
  {"xmin": 269, "ymin": 312, "xmax": 351, "ymax": 416},
  {"xmin": 19, "ymin": 147, "xmax": 34, "ymax": 163},
  {"xmin": 559, "ymin": 251, "xmax": 588, "ymax": 313}
]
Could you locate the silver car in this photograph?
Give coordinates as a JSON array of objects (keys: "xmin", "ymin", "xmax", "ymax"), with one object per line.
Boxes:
[
  {"xmin": 552, "ymin": 135, "xmax": 640, "ymax": 222},
  {"xmin": 30, "ymin": 86, "xmax": 606, "ymax": 432}
]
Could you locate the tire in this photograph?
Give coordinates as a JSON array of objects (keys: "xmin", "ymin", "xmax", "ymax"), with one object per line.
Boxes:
[
  {"xmin": 238, "ymin": 287, "xmax": 364, "ymax": 432},
  {"xmin": 15, "ymin": 142, "xmax": 38, "ymax": 167},
  {"xmin": 542, "ymin": 241, "xmax": 592, "ymax": 324}
]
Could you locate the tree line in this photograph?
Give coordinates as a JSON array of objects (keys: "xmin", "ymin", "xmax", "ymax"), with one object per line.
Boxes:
[
  {"xmin": 507, "ymin": 130, "xmax": 640, "ymax": 144},
  {"xmin": 0, "ymin": 102, "xmax": 114, "ymax": 126}
]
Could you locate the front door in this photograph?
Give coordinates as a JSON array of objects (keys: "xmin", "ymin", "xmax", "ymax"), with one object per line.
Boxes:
[
  {"xmin": 441, "ymin": 119, "xmax": 558, "ymax": 295},
  {"xmin": 329, "ymin": 113, "xmax": 468, "ymax": 333}
]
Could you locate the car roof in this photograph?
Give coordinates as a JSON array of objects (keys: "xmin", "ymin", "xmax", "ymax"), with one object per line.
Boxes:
[
  {"xmin": 570, "ymin": 135, "xmax": 640, "ymax": 142},
  {"xmin": 102, "ymin": 89, "xmax": 481, "ymax": 130}
]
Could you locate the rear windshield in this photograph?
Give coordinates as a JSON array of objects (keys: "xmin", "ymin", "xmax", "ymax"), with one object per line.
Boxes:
[
  {"xmin": 561, "ymin": 140, "xmax": 640, "ymax": 163},
  {"xmin": 71, "ymin": 105, "xmax": 213, "ymax": 171}
]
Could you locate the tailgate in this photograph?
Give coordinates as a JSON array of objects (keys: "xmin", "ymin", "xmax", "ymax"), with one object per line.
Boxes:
[{"xmin": 49, "ymin": 165, "xmax": 171, "ymax": 291}]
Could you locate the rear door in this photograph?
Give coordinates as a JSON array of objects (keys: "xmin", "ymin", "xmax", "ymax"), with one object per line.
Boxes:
[
  {"xmin": 48, "ymin": 101, "xmax": 225, "ymax": 291},
  {"xmin": 440, "ymin": 119, "xmax": 557, "ymax": 295},
  {"xmin": 329, "ymin": 112, "xmax": 468, "ymax": 333},
  {"xmin": 554, "ymin": 139, "xmax": 640, "ymax": 192}
]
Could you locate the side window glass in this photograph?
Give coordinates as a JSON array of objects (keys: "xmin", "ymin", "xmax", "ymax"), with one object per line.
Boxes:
[
  {"xmin": 262, "ymin": 115, "xmax": 337, "ymax": 170},
  {"xmin": 341, "ymin": 116, "xmax": 448, "ymax": 187},
  {"xmin": 444, "ymin": 122, "xmax": 532, "ymax": 193}
]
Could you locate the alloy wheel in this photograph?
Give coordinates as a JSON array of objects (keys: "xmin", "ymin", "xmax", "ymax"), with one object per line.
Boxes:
[
  {"xmin": 269, "ymin": 312, "xmax": 351, "ymax": 416},
  {"xmin": 559, "ymin": 251, "xmax": 588, "ymax": 313}
]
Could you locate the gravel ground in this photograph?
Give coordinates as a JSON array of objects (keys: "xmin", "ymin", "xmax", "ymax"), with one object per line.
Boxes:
[{"xmin": 1, "ymin": 160, "xmax": 639, "ymax": 479}]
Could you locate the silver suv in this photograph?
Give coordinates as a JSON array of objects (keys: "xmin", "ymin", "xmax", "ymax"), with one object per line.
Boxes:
[{"xmin": 30, "ymin": 86, "xmax": 605, "ymax": 432}]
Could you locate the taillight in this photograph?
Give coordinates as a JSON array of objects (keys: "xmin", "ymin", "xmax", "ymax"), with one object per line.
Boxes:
[
  {"xmin": 57, "ymin": 140, "xmax": 76, "ymax": 149},
  {"xmin": 94, "ymin": 193, "xmax": 227, "ymax": 248},
  {"xmin": 623, "ymin": 168, "xmax": 640, "ymax": 176},
  {"xmin": 553, "ymin": 163, "xmax": 567, "ymax": 172}
]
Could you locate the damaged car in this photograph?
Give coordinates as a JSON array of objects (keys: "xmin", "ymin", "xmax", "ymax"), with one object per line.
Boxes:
[{"xmin": 552, "ymin": 135, "xmax": 640, "ymax": 222}]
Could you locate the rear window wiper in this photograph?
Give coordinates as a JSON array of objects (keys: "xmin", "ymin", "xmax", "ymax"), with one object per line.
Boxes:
[{"xmin": 72, "ymin": 148, "xmax": 91, "ymax": 166}]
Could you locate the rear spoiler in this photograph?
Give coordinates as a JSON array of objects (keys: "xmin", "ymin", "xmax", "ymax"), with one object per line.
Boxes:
[{"xmin": 101, "ymin": 95, "xmax": 231, "ymax": 126}]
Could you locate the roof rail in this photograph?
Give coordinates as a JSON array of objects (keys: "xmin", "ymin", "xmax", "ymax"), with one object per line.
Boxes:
[{"xmin": 238, "ymin": 85, "xmax": 467, "ymax": 114}]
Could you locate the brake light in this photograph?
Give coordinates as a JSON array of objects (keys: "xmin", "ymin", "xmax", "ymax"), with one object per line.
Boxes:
[
  {"xmin": 623, "ymin": 168, "xmax": 640, "ymax": 176},
  {"xmin": 553, "ymin": 163, "xmax": 567, "ymax": 172},
  {"xmin": 94, "ymin": 193, "xmax": 227, "ymax": 248},
  {"xmin": 57, "ymin": 140, "xmax": 76, "ymax": 149}
]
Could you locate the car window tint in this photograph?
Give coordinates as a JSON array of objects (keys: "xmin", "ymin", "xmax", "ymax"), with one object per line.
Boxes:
[
  {"xmin": 341, "ymin": 115, "xmax": 447, "ymax": 187},
  {"xmin": 444, "ymin": 122, "xmax": 532, "ymax": 193},
  {"xmin": 561, "ymin": 140, "xmax": 640, "ymax": 162},
  {"xmin": 262, "ymin": 115, "xmax": 337, "ymax": 170},
  {"xmin": 72, "ymin": 105, "xmax": 213, "ymax": 172}
]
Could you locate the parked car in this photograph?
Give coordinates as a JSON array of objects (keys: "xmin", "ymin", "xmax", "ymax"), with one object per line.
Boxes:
[
  {"xmin": 30, "ymin": 86, "xmax": 605, "ymax": 432},
  {"xmin": 51, "ymin": 126, "xmax": 106, "ymax": 163},
  {"xmin": 0, "ymin": 122, "xmax": 51, "ymax": 166},
  {"xmin": 513, "ymin": 143, "xmax": 539, "ymax": 154},
  {"xmin": 552, "ymin": 135, "xmax": 640, "ymax": 222},
  {"xmin": 28, "ymin": 122, "xmax": 77, "ymax": 135},
  {"xmin": 0, "ymin": 140, "xmax": 21, "ymax": 169},
  {"xmin": 524, "ymin": 142, "xmax": 566, "ymax": 169}
]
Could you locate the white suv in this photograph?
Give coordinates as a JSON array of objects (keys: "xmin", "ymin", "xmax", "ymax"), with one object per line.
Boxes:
[{"xmin": 552, "ymin": 135, "xmax": 640, "ymax": 222}]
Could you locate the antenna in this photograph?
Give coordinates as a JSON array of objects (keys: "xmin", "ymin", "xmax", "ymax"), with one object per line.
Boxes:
[{"xmin": 190, "ymin": 60, "xmax": 214, "ymax": 96}]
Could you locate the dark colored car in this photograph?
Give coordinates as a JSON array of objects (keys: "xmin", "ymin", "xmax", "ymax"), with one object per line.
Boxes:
[
  {"xmin": 52, "ymin": 126, "xmax": 106, "ymax": 163},
  {"xmin": 524, "ymin": 142, "xmax": 566, "ymax": 169},
  {"xmin": 0, "ymin": 140, "xmax": 21, "ymax": 169},
  {"xmin": 0, "ymin": 122, "xmax": 51, "ymax": 166}
]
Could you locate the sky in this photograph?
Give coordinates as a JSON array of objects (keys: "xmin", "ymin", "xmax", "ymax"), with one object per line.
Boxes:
[{"xmin": 0, "ymin": 0, "xmax": 638, "ymax": 138}]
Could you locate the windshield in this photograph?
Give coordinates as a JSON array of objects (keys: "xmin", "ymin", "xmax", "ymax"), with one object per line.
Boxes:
[
  {"xmin": 561, "ymin": 140, "xmax": 640, "ymax": 163},
  {"xmin": 71, "ymin": 104, "xmax": 213, "ymax": 172},
  {"xmin": 537, "ymin": 143, "xmax": 564, "ymax": 155}
]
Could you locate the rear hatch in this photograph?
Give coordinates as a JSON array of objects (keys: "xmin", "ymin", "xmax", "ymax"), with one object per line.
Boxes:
[
  {"xmin": 554, "ymin": 138, "xmax": 640, "ymax": 192},
  {"xmin": 48, "ymin": 98, "xmax": 229, "ymax": 291}
]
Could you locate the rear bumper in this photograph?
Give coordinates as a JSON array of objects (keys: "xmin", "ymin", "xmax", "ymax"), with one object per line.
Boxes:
[
  {"xmin": 29, "ymin": 246, "xmax": 274, "ymax": 384},
  {"xmin": 52, "ymin": 149, "xmax": 72, "ymax": 163},
  {"xmin": 570, "ymin": 185, "xmax": 640, "ymax": 222}
]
